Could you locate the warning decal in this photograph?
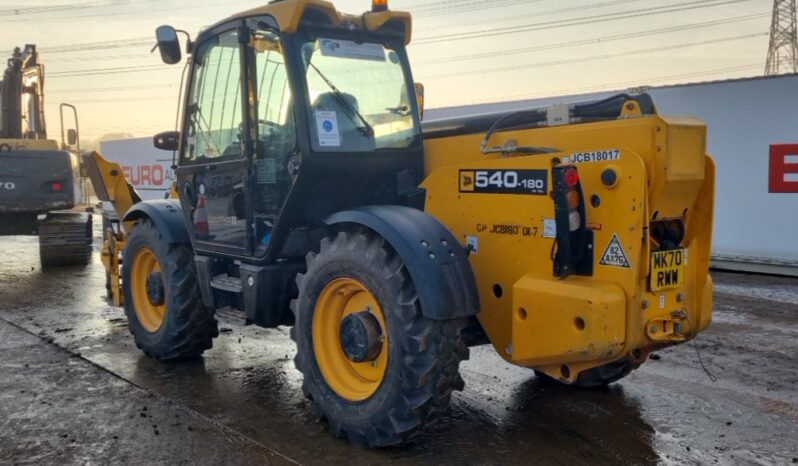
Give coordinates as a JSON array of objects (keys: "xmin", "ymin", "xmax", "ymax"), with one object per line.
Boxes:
[{"xmin": 599, "ymin": 234, "xmax": 631, "ymax": 268}]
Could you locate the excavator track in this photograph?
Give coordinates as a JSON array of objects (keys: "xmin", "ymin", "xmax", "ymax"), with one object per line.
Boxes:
[{"xmin": 38, "ymin": 212, "xmax": 93, "ymax": 267}]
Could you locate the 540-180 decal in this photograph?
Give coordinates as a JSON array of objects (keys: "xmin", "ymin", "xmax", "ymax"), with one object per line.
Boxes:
[{"xmin": 459, "ymin": 169, "xmax": 547, "ymax": 195}]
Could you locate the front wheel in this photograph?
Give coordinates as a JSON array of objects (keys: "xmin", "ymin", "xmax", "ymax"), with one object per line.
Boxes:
[
  {"xmin": 122, "ymin": 218, "xmax": 218, "ymax": 361},
  {"xmin": 290, "ymin": 228, "xmax": 468, "ymax": 447}
]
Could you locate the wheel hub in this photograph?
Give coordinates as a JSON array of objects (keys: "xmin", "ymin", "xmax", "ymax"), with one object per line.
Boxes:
[
  {"xmin": 340, "ymin": 309, "xmax": 384, "ymax": 362},
  {"xmin": 312, "ymin": 277, "xmax": 389, "ymax": 401},
  {"xmin": 146, "ymin": 271, "xmax": 165, "ymax": 305}
]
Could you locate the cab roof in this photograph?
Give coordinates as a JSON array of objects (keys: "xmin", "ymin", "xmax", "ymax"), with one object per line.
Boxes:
[{"xmin": 207, "ymin": 0, "xmax": 412, "ymax": 45}]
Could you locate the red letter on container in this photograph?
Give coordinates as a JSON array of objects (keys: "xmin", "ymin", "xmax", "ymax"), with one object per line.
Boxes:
[{"xmin": 769, "ymin": 144, "xmax": 798, "ymax": 193}]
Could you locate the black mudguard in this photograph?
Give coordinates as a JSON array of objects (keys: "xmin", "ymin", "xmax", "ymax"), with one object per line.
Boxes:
[
  {"xmin": 123, "ymin": 200, "xmax": 189, "ymax": 244},
  {"xmin": 326, "ymin": 205, "xmax": 480, "ymax": 320}
]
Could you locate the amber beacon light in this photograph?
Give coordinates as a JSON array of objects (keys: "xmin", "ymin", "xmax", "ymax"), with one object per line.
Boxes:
[{"xmin": 372, "ymin": 0, "xmax": 388, "ymax": 12}]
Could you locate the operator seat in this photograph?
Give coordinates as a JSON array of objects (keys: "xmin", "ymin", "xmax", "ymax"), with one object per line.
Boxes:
[{"xmin": 312, "ymin": 92, "xmax": 375, "ymax": 151}]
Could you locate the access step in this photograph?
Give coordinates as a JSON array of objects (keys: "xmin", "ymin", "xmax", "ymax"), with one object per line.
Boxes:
[{"xmin": 209, "ymin": 274, "xmax": 242, "ymax": 293}]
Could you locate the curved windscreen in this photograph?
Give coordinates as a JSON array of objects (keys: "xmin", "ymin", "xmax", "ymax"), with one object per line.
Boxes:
[{"xmin": 301, "ymin": 37, "xmax": 419, "ymax": 152}]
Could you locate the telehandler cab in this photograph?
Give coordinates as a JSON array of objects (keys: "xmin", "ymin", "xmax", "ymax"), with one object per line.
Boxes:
[{"xmin": 86, "ymin": 0, "xmax": 715, "ymax": 447}]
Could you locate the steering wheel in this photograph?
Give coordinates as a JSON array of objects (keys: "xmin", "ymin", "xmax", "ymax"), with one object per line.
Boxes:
[
  {"xmin": 236, "ymin": 119, "xmax": 283, "ymax": 137},
  {"xmin": 258, "ymin": 119, "xmax": 285, "ymax": 137}
]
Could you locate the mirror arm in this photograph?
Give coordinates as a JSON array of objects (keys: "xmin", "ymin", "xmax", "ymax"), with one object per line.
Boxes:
[{"xmin": 175, "ymin": 29, "xmax": 193, "ymax": 54}]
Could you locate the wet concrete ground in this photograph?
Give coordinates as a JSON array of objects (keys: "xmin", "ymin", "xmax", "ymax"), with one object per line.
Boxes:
[{"xmin": 1, "ymin": 219, "xmax": 797, "ymax": 465}]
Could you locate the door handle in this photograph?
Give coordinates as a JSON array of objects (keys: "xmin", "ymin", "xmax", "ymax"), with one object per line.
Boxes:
[{"xmin": 184, "ymin": 182, "xmax": 197, "ymax": 208}]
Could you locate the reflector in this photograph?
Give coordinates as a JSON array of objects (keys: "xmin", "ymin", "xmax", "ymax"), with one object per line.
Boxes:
[
  {"xmin": 568, "ymin": 211, "xmax": 581, "ymax": 232},
  {"xmin": 564, "ymin": 168, "xmax": 579, "ymax": 187},
  {"xmin": 567, "ymin": 190, "xmax": 580, "ymax": 209}
]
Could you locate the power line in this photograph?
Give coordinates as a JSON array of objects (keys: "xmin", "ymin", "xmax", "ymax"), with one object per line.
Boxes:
[
  {"xmin": 37, "ymin": 0, "xmax": 756, "ymax": 60},
  {"xmin": 10, "ymin": 0, "xmax": 256, "ymax": 23},
  {"xmin": 421, "ymin": 0, "xmax": 648, "ymax": 32},
  {"xmin": 425, "ymin": 32, "xmax": 768, "ymax": 79},
  {"xmin": 44, "ymin": 53, "xmax": 155, "ymax": 64},
  {"xmin": 65, "ymin": 95, "xmax": 176, "ymax": 104},
  {"xmin": 418, "ymin": 12, "xmax": 769, "ymax": 65},
  {"xmin": 414, "ymin": 0, "xmax": 757, "ymax": 44},
  {"xmin": 48, "ymin": 83, "xmax": 177, "ymax": 94},
  {"xmin": 410, "ymin": 0, "xmax": 543, "ymax": 18},
  {"xmin": 42, "ymin": 38, "xmax": 150, "ymax": 54},
  {"xmin": 35, "ymin": 0, "xmax": 533, "ymax": 55},
  {"xmin": 397, "ymin": 0, "xmax": 526, "ymax": 10},
  {"xmin": 12, "ymin": 0, "xmax": 517, "ymax": 24},
  {"xmin": 0, "ymin": 0, "xmax": 134, "ymax": 16},
  {"xmin": 48, "ymin": 64, "xmax": 173, "ymax": 78}
]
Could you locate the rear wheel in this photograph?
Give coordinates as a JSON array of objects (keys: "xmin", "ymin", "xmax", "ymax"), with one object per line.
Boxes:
[
  {"xmin": 122, "ymin": 218, "xmax": 218, "ymax": 361},
  {"xmin": 291, "ymin": 229, "xmax": 468, "ymax": 447}
]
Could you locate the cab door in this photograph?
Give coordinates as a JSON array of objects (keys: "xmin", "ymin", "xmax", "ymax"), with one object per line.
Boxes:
[{"xmin": 177, "ymin": 27, "xmax": 251, "ymax": 256}]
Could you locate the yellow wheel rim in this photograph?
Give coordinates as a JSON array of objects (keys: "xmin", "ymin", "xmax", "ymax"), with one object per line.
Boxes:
[
  {"xmin": 130, "ymin": 247, "xmax": 166, "ymax": 332},
  {"xmin": 312, "ymin": 277, "xmax": 388, "ymax": 402}
]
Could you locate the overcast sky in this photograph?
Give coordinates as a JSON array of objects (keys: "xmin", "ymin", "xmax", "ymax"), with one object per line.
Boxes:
[{"xmin": 1, "ymin": 0, "xmax": 774, "ymax": 142}]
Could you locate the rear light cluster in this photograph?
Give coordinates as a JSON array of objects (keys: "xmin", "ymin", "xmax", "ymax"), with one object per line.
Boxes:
[
  {"xmin": 51, "ymin": 181, "xmax": 63, "ymax": 192},
  {"xmin": 563, "ymin": 167, "xmax": 581, "ymax": 231},
  {"xmin": 552, "ymin": 165, "xmax": 593, "ymax": 278}
]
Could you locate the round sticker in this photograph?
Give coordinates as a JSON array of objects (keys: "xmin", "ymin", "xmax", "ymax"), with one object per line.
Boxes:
[{"xmin": 322, "ymin": 120, "xmax": 333, "ymax": 132}]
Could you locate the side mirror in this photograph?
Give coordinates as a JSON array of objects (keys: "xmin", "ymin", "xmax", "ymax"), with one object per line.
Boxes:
[
  {"xmin": 67, "ymin": 128, "xmax": 78, "ymax": 146},
  {"xmin": 155, "ymin": 25, "xmax": 182, "ymax": 64},
  {"xmin": 414, "ymin": 82, "xmax": 424, "ymax": 121},
  {"xmin": 154, "ymin": 130, "xmax": 180, "ymax": 151}
]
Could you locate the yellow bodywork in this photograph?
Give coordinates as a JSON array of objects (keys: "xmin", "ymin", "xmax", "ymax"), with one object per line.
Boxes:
[
  {"xmin": 82, "ymin": 151, "xmax": 142, "ymax": 306},
  {"xmin": 222, "ymin": 0, "xmax": 412, "ymax": 44},
  {"xmin": 82, "ymin": 151, "xmax": 179, "ymax": 306},
  {"xmin": 0, "ymin": 138, "xmax": 59, "ymax": 151},
  {"xmin": 422, "ymin": 109, "xmax": 714, "ymax": 382}
]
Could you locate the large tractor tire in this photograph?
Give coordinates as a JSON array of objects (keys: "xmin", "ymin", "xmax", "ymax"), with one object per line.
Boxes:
[
  {"xmin": 291, "ymin": 228, "xmax": 469, "ymax": 447},
  {"xmin": 122, "ymin": 218, "xmax": 218, "ymax": 361},
  {"xmin": 535, "ymin": 358, "xmax": 637, "ymax": 388},
  {"xmin": 38, "ymin": 212, "xmax": 93, "ymax": 267}
]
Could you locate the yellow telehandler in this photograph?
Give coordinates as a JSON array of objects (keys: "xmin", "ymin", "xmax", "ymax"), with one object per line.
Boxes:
[{"xmin": 85, "ymin": 0, "xmax": 714, "ymax": 447}]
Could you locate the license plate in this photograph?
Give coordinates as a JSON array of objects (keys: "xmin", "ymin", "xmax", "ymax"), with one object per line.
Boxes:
[{"xmin": 650, "ymin": 249, "xmax": 685, "ymax": 291}]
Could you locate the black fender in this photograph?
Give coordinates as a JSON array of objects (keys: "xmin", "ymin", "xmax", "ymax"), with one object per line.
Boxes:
[
  {"xmin": 123, "ymin": 199, "xmax": 190, "ymax": 244},
  {"xmin": 325, "ymin": 205, "xmax": 480, "ymax": 320}
]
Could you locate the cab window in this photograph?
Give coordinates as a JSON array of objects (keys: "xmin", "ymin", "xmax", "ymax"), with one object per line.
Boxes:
[
  {"xmin": 184, "ymin": 30, "xmax": 243, "ymax": 162},
  {"xmin": 250, "ymin": 27, "xmax": 296, "ymax": 251}
]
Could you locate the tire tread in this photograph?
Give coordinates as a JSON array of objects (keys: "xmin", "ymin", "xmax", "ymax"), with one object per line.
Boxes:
[{"xmin": 291, "ymin": 228, "xmax": 468, "ymax": 447}]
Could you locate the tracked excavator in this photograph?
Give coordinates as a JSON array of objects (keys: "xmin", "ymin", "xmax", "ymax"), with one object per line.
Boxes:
[
  {"xmin": 0, "ymin": 44, "xmax": 92, "ymax": 266},
  {"xmin": 84, "ymin": 0, "xmax": 715, "ymax": 447}
]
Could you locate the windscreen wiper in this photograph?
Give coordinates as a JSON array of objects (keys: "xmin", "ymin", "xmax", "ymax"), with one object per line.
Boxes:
[{"xmin": 307, "ymin": 61, "xmax": 374, "ymax": 137}]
